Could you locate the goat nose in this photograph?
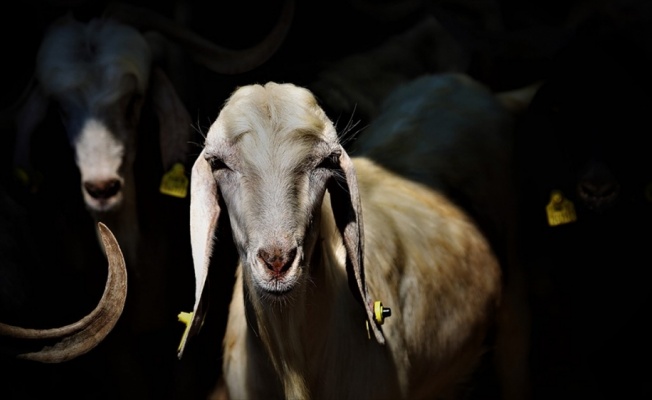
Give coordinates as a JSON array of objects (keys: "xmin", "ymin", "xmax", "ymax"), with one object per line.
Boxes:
[
  {"xmin": 578, "ymin": 180, "xmax": 619, "ymax": 199},
  {"xmin": 258, "ymin": 247, "xmax": 297, "ymax": 274},
  {"xmin": 84, "ymin": 179, "xmax": 122, "ymax": 200},
  {"xmin": 577, "ymin": 179, "xmax": 620, "ymax": 212}
]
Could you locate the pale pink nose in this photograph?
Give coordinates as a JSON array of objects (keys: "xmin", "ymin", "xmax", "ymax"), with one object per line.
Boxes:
[
  {"xmin": 84, "ymin": 179, "xmax": 122, "ymax": 200},
  {"xmin": 258, "ymin": 247, "xmax": 297, "ymax": 275}
]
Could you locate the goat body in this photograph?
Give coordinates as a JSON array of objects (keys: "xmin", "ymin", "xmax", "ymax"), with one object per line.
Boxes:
[
  {"xmin": 184, "ymin": 80, "xmax": 502, "ymax": 399},
  {"xmin": 353, "ymin": 73, "xmax": 533, "ymax": 400},
  {"xmin": 309, "ymin": 14, "xmax": 468, "ymax": 128}
]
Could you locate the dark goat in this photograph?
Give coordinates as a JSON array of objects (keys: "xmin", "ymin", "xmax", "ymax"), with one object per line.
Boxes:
[
  {"xmin": 4, "ymin": 2, "xmax": 294, "ymax": 399},
  {"xmin": 514, "ymin": 15, "xmax": 652, "ymax": 399}
]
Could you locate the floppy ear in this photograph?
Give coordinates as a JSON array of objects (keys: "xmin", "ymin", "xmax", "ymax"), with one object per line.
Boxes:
[
  {"xmin": 177, "ymin": 149, "xmax": 220, "ymax": 358},
  {"xmin": 151, "ymin": 66, "xmax": 192, "ymax": 170},
  {"xmin": 13, "ymin": 79, "xmax": 49, "ymax": 190},
  {"xmin": 328, "ymin": 145, "xmax": 385, "ymax": 344},
  {"xmin": 150, "ymin": 66, "xmax": 192, "ymax": 197}
]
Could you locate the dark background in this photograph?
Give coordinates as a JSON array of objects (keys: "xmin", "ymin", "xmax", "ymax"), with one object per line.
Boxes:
[{"xmin": 2, "ymin": 1, "xmax": 652, "ymax": 399}]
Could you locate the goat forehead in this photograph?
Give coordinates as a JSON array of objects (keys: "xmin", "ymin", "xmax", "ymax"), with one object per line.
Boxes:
[
  {"xmin": 37, "ymin": 17, "xmax": 151, "ymax": 103},
  {"xmin": 209, "ymin": 83, "xmax": 334, "ymax": 143},
  {"xmin": 74, "ymin": 119, "xmax": 124, "ymax": 180},
  {"xmin": 205, "ymin": 83, "xmax": 339, "ymax": 174}
]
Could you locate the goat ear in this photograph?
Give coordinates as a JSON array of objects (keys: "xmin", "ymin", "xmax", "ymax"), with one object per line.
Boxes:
[
  {"xmin": 13, "ymin": 79, "xmax": 49, "ymax": 189},
  {"xmin": 328, "ymin": 146, "xmax": 385, "ymax": 344},
  {"xmin": 150, "ymin": 66, "xmax": 192, "ymax": 172},
  {"xmin": 178, "ymin": 150, "xmax": 220, "ymax": 358}
]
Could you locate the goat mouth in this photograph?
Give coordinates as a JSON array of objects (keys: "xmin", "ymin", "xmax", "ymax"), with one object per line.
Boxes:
[
  {"xmin": 259, "ymin": 285, "xmax": 294, "ymax": 297},
  {"xmin": 261, "ymin": 274, "xmax": 298, "ymax": 292},
  {"xmin": 577, "ymin": 184, "xmax": 620, "ymax": 213},
  {"xmin": 83, "ymin": 193, "xmax": 123, "ymax": 212},
  {"xmin": 254, "ymin": 272, "xmax": 301, "ymax": 300}
]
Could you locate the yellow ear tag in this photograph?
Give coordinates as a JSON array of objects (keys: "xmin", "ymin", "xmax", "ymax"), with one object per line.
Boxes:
[
  {"xmin": 545, "ymin": 190, "xmax": 577, "ymax": 227},
  {"xmin": 14, "ymin": 167, "xmax": 30, "ymax": 186},
  {"xmin": 373, "ymin": 300, "xmax": 391, "ymax": 325},
  {"xmin": 160, "ymin": 162, "xmax": 188, "ymax": 198},
  {"xmin": 177, "ymin": 311, "xmax": 194, "ymax": 353},
  {"xmin": 14, "ymin": 167, "xmax": 43, "ymax": 194},
  {"xmin": 366, "ymin": 301, "xmax": 391, "ymax": 339}
]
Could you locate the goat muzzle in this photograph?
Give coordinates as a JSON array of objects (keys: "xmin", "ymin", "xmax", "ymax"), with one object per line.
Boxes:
[
  {"xmin": 84, "ymin": 179, "xmax": 122, "ymax": 200},
  {"xmin": 258, "ymin": 247, "xmax": 297, "ymax": 276}
]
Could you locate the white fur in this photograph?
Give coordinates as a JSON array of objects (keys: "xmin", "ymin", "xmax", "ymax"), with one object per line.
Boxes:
[{"xmin": 188, "ymin": 80, "xmax": 503, "ymax": 399}]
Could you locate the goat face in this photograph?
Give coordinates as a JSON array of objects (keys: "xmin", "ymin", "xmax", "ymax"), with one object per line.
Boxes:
[
  {"xmin": 35, "ymin": 17, "xmax": 151, "ymax": 213},
  {"xmin": 184, "ymin": 82, "xmax": 383, "ymax": 354},
  {"xmin": 519, "ymin": 21, "xmax": 652, "ymax": 218},
  {"xmin": 199, "ymin": 83, "xmax": 341, "ymax": 300}
]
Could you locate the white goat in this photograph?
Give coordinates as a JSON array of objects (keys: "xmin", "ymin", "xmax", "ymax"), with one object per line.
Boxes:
[{"xmin": 180, "ymin": 79, "xmax": 502, "ymax": 399}]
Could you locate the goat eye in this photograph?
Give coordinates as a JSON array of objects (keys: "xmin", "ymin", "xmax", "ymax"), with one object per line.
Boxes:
[
  {"xmin": 316, "ymin": 153, "xmax": 340, "ymax": 170},
  {"xmin": 209, "ymin": 157, "xmax": 229, "ymax": 171}
]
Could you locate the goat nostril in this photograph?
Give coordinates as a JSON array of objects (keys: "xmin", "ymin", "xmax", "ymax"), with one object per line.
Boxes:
[
  {"xmin": 258, "ymin": 247, "xmax": 297, "ymax": 274},
  {"xmin": 84, "ymin": 179, "xmax": 122, "ymax": 200},
  {"xmin": 579, "ymin": 181, "xmax": 619, "ymax": 199}
]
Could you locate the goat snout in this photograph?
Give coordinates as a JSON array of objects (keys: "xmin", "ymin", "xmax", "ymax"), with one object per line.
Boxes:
[
  {"xmin": 576, "ymin": 162, "xmax": 620, "ymax": 212},
  {"xmin": 82, "ymin": 177, "xmax": 124, "ymax": 211},
  {"xmin": 257, "ymin": 247, "xmax": 297, "ymax": 276},
  {"xmin": 84, "ymin": 179, "xmax": 122, "ymax": 200}
]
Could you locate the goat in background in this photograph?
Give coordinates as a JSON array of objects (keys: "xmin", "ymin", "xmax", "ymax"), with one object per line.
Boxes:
[
  {"xmin": 308, "ymin": 13, "xmax": 469, "ymax": 129},
  {"xmin": 4, "ymin": 1, "xmax": 294, "ymax": 398},
  {"xmin": 179, "ymin": 78, "xmax": 504, "ymax": 399},
  {"xmin": 514, "ymin": 11, "xmax": 652, "ymax": 399}
]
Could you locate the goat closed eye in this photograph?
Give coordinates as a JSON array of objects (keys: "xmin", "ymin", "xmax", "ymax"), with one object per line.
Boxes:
[
  {"xmin": 208, "ymin": 157, "xmax": 230, "ymax": 171},
  {"xmin": 316, "ymin": 152, "xmax": 340, "ymax": 170}
]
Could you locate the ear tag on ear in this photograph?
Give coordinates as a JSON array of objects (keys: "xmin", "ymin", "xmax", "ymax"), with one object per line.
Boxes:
[
  {"xmin": 366, "ymin": 300, "xmax": 391, "ymax": 340},
  {"xmin": 546, "ymin": 190, "xmax": 577, "ymax": 227},
  {"xmin": 374, "ymin": 300, "xmax": 391, "ymax": 325},
  {"xmin": 177, "ymin": 311, "xmax": 193, "ymax": 353},
  {"xmin": 14, "ymin": 167, "xmax": 43, "ymax": 194},
  {"xmin": 160, "ymin": 162, "xmax": 189, "ymax": 198},
  {"xmin": 177, "ymin": 310, "xmax": 204, "ymax": 354}
]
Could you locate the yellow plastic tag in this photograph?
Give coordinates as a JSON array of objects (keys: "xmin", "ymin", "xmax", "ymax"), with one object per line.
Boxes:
[
  {"xmin": 14, "ymin": 167, "xmax": 43, "ymax": 194},
  {"xmin": 545, "ymin": 190, "xmax": 577, "ymax": 227},
  {"xmin": 160, "ymin": 162, "xmax": 188, "ymax": 198},
  {"xmin": 177, "ymin": 311, "xmax": 194, "ymax": 353},
  {"xmin": 374, "ymin": 300, "xmax": 391, "ymax": 325},
  {"xmin": 14, "ymin": 167, "xmax": 30, "ymax": 186}
]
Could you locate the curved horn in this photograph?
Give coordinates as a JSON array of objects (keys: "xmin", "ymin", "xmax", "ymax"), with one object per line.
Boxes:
[
  {"xmin": 0, "ymin": 222, "xmax": 127, "ymax": 363},
  {"xmin": 103, "ymin": 0, "xmax": 295, "ymax": 75}
]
